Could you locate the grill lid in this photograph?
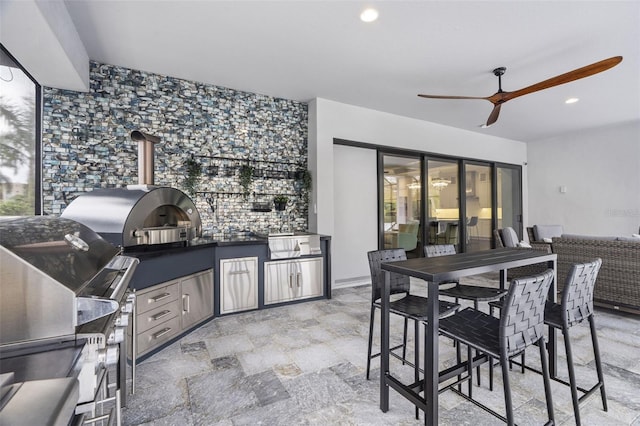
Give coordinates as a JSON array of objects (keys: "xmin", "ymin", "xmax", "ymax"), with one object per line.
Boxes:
[
  {"xmin": 0, "ymin": 216, "xmax": 138, "ymax": 346},
  {"xmin": 0, "ymin": 216, "xmax": 120, "ymax": 292}
]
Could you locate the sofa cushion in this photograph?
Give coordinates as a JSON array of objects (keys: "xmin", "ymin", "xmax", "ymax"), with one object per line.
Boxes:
[
  {"xmin": 617, "ymin": 236, "xmax": 640, "ymax": 243},
  {"xmin": 533, "ymin": 225, "xmax": 564, "ymax": 241},
  {"xmin": 502, "ymin": 227, "xmax": 519, "ymax": 247},
  {"xmin": 559, "ymin": 234, "xmax": 618, "ymax": 241}
]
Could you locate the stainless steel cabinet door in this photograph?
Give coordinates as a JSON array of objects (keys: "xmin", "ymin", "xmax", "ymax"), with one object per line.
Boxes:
[
  {"xmin": 181, "ymin": 269, "xmax": 214, "ymax": 329},
  {"xmin": 220, "ymin": 257, "xmax": 258, "ymax": 314},
  {"xmin": 264, "ymin": 258, "xmax": 323, "ymax": 305}
]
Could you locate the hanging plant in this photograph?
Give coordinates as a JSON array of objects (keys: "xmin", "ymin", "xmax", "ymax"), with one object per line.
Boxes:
[
  {"xmin": 273, "ymin": 195, "xmax": 288, "ymax": 211},
  {"xmin": 183, "ymin": 155, "xmax": 202, "ymax": 196},
  {"xmin": 239, "ymin": 164, "xmax": 254, "ymax": 198},
  {"xmin": 301, "ymin": 169, "xmax": 312, "ymax": 203}
]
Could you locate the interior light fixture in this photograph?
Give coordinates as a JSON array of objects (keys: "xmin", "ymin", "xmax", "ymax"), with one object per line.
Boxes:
[
  {"xmin": 360, "ymin": 8, "xmax": 379, "ymax": 22},
  {"xmin": 565, "ymin": 97, "xmax": 579, "ymax": 104},
  {"xmin": 431, "ymin": 177, "xmax": 450, "ymax": 189}
]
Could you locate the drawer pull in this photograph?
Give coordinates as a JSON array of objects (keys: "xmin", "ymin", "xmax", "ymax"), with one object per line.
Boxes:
[
  {"xmin": 149, "ymin": 292, "xmax": 171, "ymax": 303},
  {"xmin": 183, "ymin": 294, "xmax": 190, "ymax": 313},
  {"xmin": 150, "ymin": 310, "xmax": 172, "ymax": 321},
  {"xmin": 152, "ymin": 327, "xmax": 172, "ymax": 340}
]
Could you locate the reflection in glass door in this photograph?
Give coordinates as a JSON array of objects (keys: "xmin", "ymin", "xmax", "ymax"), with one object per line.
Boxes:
[
  {"xmin": 426, "ymin": 159, "xmax": 460, "ymax": 252},
  {"xmin": 382, "ymin": 155, "xmax": 422, "ymax": 258},
  {"xmin": 465, "ymin": 163, "xmax": 493, "ymax": 252},
  {"xmin": 497, "ymin": 165, "xmax": 522, "ymax": 239}
]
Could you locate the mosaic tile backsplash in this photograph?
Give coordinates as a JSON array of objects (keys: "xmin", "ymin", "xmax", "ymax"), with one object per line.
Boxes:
[{"xmin": 42, "ymin": 61, "xmax": 308, "ymax": 235}]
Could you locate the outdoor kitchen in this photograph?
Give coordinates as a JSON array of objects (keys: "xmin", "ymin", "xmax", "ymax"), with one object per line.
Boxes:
[{"xmin": 0, "ymin": 61, "xmax": 330, "ymax": 424}]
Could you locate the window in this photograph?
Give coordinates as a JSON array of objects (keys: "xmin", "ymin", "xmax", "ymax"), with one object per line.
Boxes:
[
  {"xmin": 0, "ymin": 44, "xmax": 41, "ymax": 215},
  {"xmin": 381, "ymin": 154, "xmax": 422, "ymax": 257}
]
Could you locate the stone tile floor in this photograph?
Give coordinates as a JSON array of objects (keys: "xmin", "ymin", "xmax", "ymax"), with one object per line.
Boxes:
[{"xmin": 123, "ymin": 276, "xmax": 640, "ymax": 425}]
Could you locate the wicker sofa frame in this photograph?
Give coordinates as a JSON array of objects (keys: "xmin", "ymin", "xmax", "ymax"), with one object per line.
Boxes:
[{"xmin": 551, "ymin": 236, "xmax": 640, "ymax": 315}]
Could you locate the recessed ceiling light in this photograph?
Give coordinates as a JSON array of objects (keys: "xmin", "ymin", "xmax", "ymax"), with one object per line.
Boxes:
[
  {"xmin": 360, "ymin": 8, "xmax": 379, "ymax": 23},
  {"xmin": 565, "ymin": 97, "xmax": 579, "ymax": 104}
]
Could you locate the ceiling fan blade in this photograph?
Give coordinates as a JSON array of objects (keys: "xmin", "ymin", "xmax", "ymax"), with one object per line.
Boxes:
[
  {"xmin": 501, "ymin": 56, "xmax": 622, "ymax": 102},
  {"xmin": 486, "ymin": 104, "xmax": 502, "ymax": 126},
  {"xmin": 418, "ymin": 94, "xmax": 489, "ymax": 101}
]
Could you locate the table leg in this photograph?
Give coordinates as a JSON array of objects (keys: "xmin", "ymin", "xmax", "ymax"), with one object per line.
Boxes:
[
  {"xmin": 499, "ymin": 268, "xmax": 507, "ymax": 290},
  {"xmin": 548, "ymin": 259, "xmax": 558, "ymax": 378},
  {"xmin": 380, "ymin": 270, "xmax": 390, "ymax": 412},
  {"xmin": 424, "ymin": 281, "xmax": 439, "ymax": 426}
]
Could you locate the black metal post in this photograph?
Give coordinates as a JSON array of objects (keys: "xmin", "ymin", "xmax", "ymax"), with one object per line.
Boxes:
[{"xmin": 380, "ymin": 270, "xmax": 390, "ymax": 412}]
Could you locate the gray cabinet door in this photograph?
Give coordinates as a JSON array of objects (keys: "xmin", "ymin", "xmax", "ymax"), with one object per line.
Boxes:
[{"xmin": 181, "ymin": 269, "xmax": 214, "ymax": 329}]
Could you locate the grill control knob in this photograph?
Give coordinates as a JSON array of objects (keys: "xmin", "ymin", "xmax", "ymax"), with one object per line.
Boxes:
[
  {"xmin": 116, "ymin": 313, "xmax": 129, "ymax": 327},
  {"xmin": 121, "ymin": 301, "xmax": 134, "ymax": 314},
  {"xmin": 98, "ymin": 345, "xmax": 119, "ymax": 366},
  {"xmin": 108, "ymin": 326, "xmax": 126, "ymax": 344}
]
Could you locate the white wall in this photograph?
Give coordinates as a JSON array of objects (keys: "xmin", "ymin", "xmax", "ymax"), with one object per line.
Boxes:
[
  {"xmin": 309, "ymin": 98, "xmax": 528, "ymax": 284},
  {"xmin": 0, "ymin": 0, "xmax": 89, "ymax": 91},
  {"xmin": 332, "ymin": 145, "xmax": 378, "ymax": 286},
  {"xmin": 528, "ymin": 120, "xmax": 640, "ymax": 236}
]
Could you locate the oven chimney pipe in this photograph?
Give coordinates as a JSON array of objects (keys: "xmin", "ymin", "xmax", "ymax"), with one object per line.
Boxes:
[{"xmin": 131, "ymin": 131, "xmax": 160, "ymax": 186}]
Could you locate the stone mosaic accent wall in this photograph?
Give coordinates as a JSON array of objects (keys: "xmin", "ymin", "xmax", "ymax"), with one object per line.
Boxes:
[{"xmin": 42, "ymin": 61, "xmax": 308, "ymax": 235}]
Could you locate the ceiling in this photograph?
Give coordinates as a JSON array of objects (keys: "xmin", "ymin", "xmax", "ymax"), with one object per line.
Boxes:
[{"xmin": 63, "ymin": 0, "xmax": 639, "ymax": 143}]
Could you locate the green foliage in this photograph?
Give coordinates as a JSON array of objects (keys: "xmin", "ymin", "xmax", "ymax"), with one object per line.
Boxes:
[
  {"xmin": 239, "ymin": 165, "xmax": 254, "ymax": 198},
  {"xmin": 273, "ymin": 195, "xmax": 288, "ymax": 203},
  {"xmin": 301, "ymin": 170, "xmax": 312, "ymax": 203},
  {"xmin": 0, "ymin": 195, "xmax": 32, "ymax": 216},
  {"xmin": 183, "ymin": 156, "xmax": 202, "ymax": 196}
]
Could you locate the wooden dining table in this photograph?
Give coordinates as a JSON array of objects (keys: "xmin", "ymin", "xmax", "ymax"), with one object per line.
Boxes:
[{"xmin": 379, "ymin": 247, "xmax": 558, "ymax": 425}]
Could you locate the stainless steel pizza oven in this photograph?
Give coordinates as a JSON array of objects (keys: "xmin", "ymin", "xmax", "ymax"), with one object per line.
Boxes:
[
  {"xmin": 61, "ymin": 130, "xmax": 202, "ymax": 248},
  {"xmin": 61, "ymin": 186, "xmax": 201, "ymax": 248}
]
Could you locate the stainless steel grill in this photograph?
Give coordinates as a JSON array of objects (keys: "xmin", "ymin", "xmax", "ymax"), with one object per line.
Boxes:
[
  {"xmin": 0, "ymin": 216, "xmax": 139, "ymax": 425},
  {"xmin": 258, "ymin": 232, "xmax": 322, "ymax": 260}
]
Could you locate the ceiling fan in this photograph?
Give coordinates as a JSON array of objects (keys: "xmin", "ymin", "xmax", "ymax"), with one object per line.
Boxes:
[{"xmin": 418, "ymin": 56, "xmax": 623, "ymax": 127}]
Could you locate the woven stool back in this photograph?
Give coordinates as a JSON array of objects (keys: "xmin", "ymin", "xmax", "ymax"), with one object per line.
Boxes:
[
  {"xmin": 367, "ymin": 249, "xmax": 410, "ymax": 302},
  {"xmin": 561, "ymin": 258, "xmax": 602, "ymax": 327},
  {"xmin": 500, "ymin": 269, "xmax": 554, "ymax": 357}
]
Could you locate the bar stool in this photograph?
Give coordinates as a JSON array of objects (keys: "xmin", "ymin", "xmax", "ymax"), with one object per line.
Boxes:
[
  {"xmin": 425, "ymin": 244, "xmax": 507, "ymax": 388},
  {"xmin": 366, "ymin": 249, "xmax": 459, "ymax": 380},
  {"xmin": 544, "ymin": 258, "xmax": 606, "ymax": 425},
  {"xmin": 439, "ymin": 269, "xmax": 556, "ymax": 426}
]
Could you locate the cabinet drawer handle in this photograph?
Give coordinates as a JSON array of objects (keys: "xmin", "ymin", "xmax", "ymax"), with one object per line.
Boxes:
[
  {"xmin": 289, "ymin": 274, "xmax": 293, "ymax": 288},
  {"xmin": 296, "ymin": 272, "xmax": 301, "ymax": 288},
  {"xmin": 152, "ymin": 327, "xmax": 172, "ymax": 340},
  {"xmin": 183, "ymin": 294, "xmax": 190, "ymax": 313},
  {"xmin": 150, "ymin": 310, "xmax": 172, "ymax": 321},
  {"xmin": 149, "ymin": 292, "xmax": 171, "ymax": 303}
]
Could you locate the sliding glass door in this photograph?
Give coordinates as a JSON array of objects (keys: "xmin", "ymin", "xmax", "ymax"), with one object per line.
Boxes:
[
  {"xmin": 426, "ymin": 159, "xmax": 460, "ymax": 252},
  {"xmin": 497, "ymin": 164, "xmax": 523, "ymax": 239},
  {"xmin": 381, "ymin": 154, "xmax": 422, "ymax": 258},
  {"xmin": 464, "ymin": 163, "xmax": 493, "ymax": 252},
  {"xmin": 376, "ymin": 150, "xmax": 522, "ymax": 255}
]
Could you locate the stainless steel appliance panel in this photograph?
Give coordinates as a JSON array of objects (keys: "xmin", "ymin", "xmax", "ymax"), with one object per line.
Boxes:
[
  {"xmin": 135, "ymin": 281, "xmax": 181, "ymax": 315},
  {"xmin": 220, "ymin": 257, "xmax": 258, "ymax": 314},
  {"xmin": 181, "ymin": 270, "xmax": 214, "ymax": 330},
  {"xmin": 264, "ymin": 258, "xmax": 323, "ymax": 305},
  {"xmin": 136, "ymin": 315, "xmax": 181, "ymax": 355},
  {"xmin": 1, "ymin": 247, "xmax": 76, "ymax": 344}
]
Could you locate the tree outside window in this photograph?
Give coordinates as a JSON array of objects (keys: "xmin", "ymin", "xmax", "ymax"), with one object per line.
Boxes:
[{"xmin": 0, "ymin": 45, "xmax": 39, "ymax": 216}]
